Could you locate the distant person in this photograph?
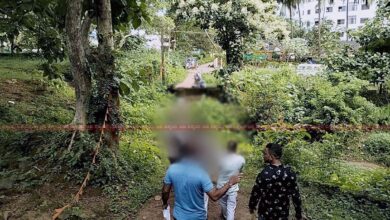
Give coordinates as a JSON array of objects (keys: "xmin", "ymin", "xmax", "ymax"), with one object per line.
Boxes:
[
  {"xmin": 194, "ymin": 72, "xmax": 201, "ymax": 82},
  {"xmin": 162, "ymin": 141, "xmax": 242, "ymax": 220},
  {"xmin": 217, "ymin": 141, "xmax": 245, "ymax": 220},
  {"xmin": 248, "ymin": 143, "xmax": 304, "ymax": 220},
  {"xmin": 193, "ymin": 72, "xmax": 206, "ymax": 88}
]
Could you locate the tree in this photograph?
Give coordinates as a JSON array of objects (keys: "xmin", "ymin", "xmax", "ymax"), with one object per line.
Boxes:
[
  {"xmin": 0, "ymin": 0, "xmax": 66, "ymax": 58},
  {"xmin": 64, "ymin": 0, "xmax": 149, "ymax": 147},
  {"xmin": 317, "ymin": 0, "xmax": 322, "ymax": 56},
  {"xmin": 351, "ymin": 0, "xmax": 389, "ymax": 53},
  {"xmin": 278, "ymin": 0, "xmax": 301, "ymax": 36},
  {"xmin": 326, "ymin": 0, "xmax": 390, "ymax": 94},
  {"xmin": 0, "ymin": 0, "xmax": 150, "ymax": 147},
  {"xmin": 306, "ymin": 21, "xmax": 341, "ymax": 58},
  {"xmin": 173, "ymin": 0, "xmax": 284, "ymax": 71},
  {"xmin": 282, "ymin": 37, "xmax": 309, "ymax": 61}
]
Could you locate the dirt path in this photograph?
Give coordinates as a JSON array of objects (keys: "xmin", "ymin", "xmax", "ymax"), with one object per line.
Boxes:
[
  {"xmin": 343, "ymin": 160, "xmax": 383, "ymax": 170},
  {"xmin": 175, "ymin": 62, "xmax": 215, "ymax": 88},
  {"xmin": 136, "ymin": 62, "xmax": 253, "ymax": 220},
  {"xmin": 136, "ymin": 191, "xmax": 253, "ymax": 220}
]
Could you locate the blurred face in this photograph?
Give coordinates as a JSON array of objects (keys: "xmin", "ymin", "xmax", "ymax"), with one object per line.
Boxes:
[{"xmin": 262, "ymin": 148, "xmax": 273, "ymax": 163}]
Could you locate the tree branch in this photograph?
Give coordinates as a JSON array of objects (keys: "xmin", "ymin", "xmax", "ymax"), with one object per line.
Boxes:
[{"xmin": 117, "ymin": 33, "xmax": 133, "ymax": 49}]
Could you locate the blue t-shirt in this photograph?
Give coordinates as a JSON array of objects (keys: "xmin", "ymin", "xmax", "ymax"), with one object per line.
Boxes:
[{"xmin": 164, "ymin": 159, "xmax": 213, "ymax": 220}]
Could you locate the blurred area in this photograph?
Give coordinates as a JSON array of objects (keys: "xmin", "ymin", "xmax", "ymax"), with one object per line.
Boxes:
[{"xmin": 159, "ymin": 96, "xmax": 247, "ymax": 177}]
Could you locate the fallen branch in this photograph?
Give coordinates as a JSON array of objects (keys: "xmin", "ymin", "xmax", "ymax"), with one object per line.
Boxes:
[
  {"xmin": 52, "ymin": 107, "xmax": 109, "ymax": 220},
  {"xmin": 67, "ymin": 130, "xmax": 77, "ymax": 151}
]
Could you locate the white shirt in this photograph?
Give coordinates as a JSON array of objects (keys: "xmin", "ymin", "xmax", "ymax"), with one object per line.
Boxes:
[{"xmin": 217, "ymin": 153, "xmax": 245, "ymax": 194}]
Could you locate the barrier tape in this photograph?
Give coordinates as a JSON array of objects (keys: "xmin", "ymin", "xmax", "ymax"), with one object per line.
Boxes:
[{"xmin": 1, "ymin": 123, "xmax": 390, "ymax": 132}]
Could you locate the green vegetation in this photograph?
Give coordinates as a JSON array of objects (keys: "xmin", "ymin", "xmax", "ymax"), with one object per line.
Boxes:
[
  {"xmin": 1, "ymin": 0, "xmax": 389, "ymax": 219},
  {"xmin": 363, "ymin": 132, "xmax": 390, "ymax": 167},
  {"xmin": 227, "ymin": 64, "xmax": 390, "ymax": 218},
  {"xmin": 0, "ymin": 52, "xmax": 171, "ymax": 218},
  {"xmin": 230, "ymin": 67, "xmax": 380, "ymax": 125}
]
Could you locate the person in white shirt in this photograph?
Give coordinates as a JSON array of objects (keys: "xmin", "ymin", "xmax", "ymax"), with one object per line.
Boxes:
[{"xmin": 217, "ymin": 141, "xmax": 245, "ymax": 220}]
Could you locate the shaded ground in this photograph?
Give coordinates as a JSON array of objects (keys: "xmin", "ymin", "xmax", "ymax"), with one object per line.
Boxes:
[
  {"xmin": 0, "ymin": 183, "xmax": 111, "ymax": 220},
  {"xmin": 136, "ymin": 192, "xmax": 254, "ymax": 220}
]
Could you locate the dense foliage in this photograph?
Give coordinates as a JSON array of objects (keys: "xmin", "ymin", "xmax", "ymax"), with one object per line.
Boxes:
[
  {"xmin": 325, "ymin": 1, "xmax": 390, "ymax": 94},
  {"xmin": 229, "ymin": 66, "xmax": 390, "ymax": 208},
  {"xmin": 282, "ymin": 37, "xmax": 309, "ymax": 61},
  {"xmin": 230, "ymin": 67, "xmax": 379, "ymax": 125},
  {"xmin": 173, "ymin": 0, "xmax": 289, "ymax": 70},
  {"xmin": 363, "ymin": 132, "xmax": 390, "ymax": 167}
]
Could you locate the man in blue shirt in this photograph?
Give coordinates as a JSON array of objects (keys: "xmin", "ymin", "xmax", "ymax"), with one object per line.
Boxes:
[{"xmin": 162, "ymin": 151, "xmax": 242, "ymax": 220}]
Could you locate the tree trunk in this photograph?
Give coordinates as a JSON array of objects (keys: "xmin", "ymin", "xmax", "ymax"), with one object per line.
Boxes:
[
  {"xmin": 289, "ymin": 6, "xmax": 293, "ymax": 37},
  {"xmin": 160, "ymin": 30, "xmax": 166, "ymax": 84},
  {"xmin": 346, "ymin": 0, "xmax": 349, "ymax": 41},
  {"xmin": 298, "ymin": 3, "xmax": 302, "ymax": 28},
  {"xmin": 10, "ymin": 37, "xmax": 14, "ymax": 54},
  {"xmin": 317, "ymin": 0, "xmax": 321, "ymax": 58},
  {"xmin": 97, "ymin": 0, "xmax": 114, "ymax": 53},
  {"xmin": 81, "ymin": 11, "xmax": 93, "ymax": 55},
  {"xmin": 97, "ymin": 0, "xmax": 120, "ymax": 148},
  {"xmin": 225, "ymin": 45, "xmax": 242, "ymax": 71},
  {"xmin": 65, "ymin": 0, "xmax": 92, "ymax": 127},
  {"xmin": 0, "ymin": 39, "xmax": 4, "ymax": 53}
]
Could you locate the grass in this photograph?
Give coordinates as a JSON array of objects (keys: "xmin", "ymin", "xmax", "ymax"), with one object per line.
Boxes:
[
  {"xmin": 202, "ymin": 72, "xmax": 220, "ymax": 87},
  {"xmin": 300, "ymin": 181, "xmax": 390, "ymax": 220},
  {"xmin": 0, "ymin": 79, "xmax": 74, "ymax": 125},
  {"xmin": 198, "ymin": 54, "xmax": 216, "ymax": 65},
  {"xmin": 0, "ymin": 57, "xmax": 44, "ymax": 80}
]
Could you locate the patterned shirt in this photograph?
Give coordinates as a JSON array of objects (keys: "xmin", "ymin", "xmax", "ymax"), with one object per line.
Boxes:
[{"xmin": 249, "ymin": 164, "xmax": 302, "ymax": 220}]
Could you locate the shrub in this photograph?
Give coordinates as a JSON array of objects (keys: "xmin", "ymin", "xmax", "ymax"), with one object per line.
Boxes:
[
  {"xmin": 230, "ymin": 67, "xmax": 378, "ymax": 125},
  {"xmin": 363, "ymin": 132, "xmax": 390, "ymax": 166}
]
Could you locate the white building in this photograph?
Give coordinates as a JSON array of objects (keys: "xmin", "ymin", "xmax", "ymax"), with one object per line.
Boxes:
[
  {"xmin": 282, "ymin": 0, "xmax": 378, "ymax": 40},
  {"xmin": 130, "ymin": 29, "xmax": 161, "ymax": 50}
]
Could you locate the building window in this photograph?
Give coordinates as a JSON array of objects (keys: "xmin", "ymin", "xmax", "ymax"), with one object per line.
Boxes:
[
  {"xmin": 348, "ymin": 16, "xmax": 356, "ymax": 24},
  {"xmin": 329, "ymin": 0, "xmax": 334, "ymax": 4},
  {"xmin": 338, "ymin": 6, "xmax": 346, "ymax": 12},
  {"xmin": 307, "ymin": 10, "xmax": 311, "ymax": 14},
  {"xmin": 326, "ymin": 7, "xmax": 333, "ymax": 12},
  {"xmin": 340, "ymin": 32, "xmax": 345, "ymax": 37},
  {"xmin": 315, "ymin": 20, "xmax": 319, "ymax": 25},
  {"xmin": 360, "ymin": 17, "xmax": 369, "ymax": 23},
  {"xmin": 306, "ymin": 21, "xmax": 311, "ymax": 27},
  {"xmin": 348, "ymin": 4, "xmax": 358, "ymax": 11},
  {"xmin": 337, "ymin": 19, "xmax": 345, "ymax": 25},
  {"xmin": 362, "ymin": 4, "xmax": 370, "ymax": 10},
  {"xmin": 315, "ymin": 8, "xmax": 319, "ymax": 13}
]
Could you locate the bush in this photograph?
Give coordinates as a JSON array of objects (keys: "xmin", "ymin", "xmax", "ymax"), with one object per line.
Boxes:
[
  {"xmin": 230, "ymin": 67, "xmax": 378, "ymax": 125},
  {"xmin": 363, "ymin": 132, "xmax": 390, "ymax": 166}
]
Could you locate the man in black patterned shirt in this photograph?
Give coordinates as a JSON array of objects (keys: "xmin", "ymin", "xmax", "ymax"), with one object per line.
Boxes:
[{"xmin": 248, "ymin": 143, "xmax": 304, "ymax": 220}]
